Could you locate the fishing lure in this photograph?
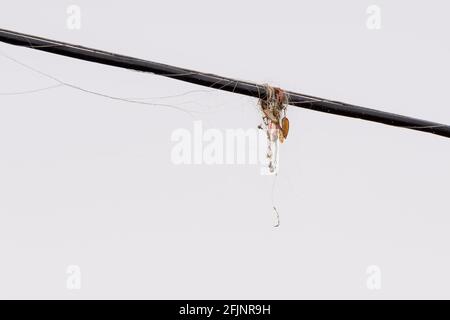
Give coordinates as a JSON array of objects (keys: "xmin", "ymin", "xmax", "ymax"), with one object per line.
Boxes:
[{"xmin": 259, "ymin": 85, "xmax": 289, "ymax": 174}]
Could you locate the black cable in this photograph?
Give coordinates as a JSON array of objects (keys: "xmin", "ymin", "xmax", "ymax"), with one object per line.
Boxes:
[{"xmin": 0, "ymin": 28, "xmax": 449, "ymax": 138}]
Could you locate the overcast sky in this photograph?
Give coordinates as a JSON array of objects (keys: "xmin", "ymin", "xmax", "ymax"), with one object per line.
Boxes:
[{"xmin": 0, "ymin": 0, "xmax": 449, "ymax": 299}]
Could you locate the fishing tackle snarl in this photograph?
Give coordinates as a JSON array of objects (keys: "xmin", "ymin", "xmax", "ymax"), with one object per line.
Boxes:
[{"xmin": 258, "ymin": 85, "xmax": 290, "ymax": 175}]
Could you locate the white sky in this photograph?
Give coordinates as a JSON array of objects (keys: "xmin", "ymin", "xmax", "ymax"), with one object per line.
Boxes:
[{"xmin": 0, "ymin": 0, "xmax": 449, "ymax": 298}]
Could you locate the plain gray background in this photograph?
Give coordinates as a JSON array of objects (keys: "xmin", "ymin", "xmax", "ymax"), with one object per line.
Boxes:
[{"xmin": 0, "ymin": 0, "xmax": 449, "ymax": 299}]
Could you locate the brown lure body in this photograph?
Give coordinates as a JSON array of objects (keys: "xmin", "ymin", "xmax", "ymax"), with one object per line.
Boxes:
[{"xmin": 281, "ymin": 117, "xmax": 289, "ymax": 141}]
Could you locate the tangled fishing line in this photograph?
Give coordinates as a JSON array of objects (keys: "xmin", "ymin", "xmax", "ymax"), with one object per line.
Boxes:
[{"xmin": 258, "ymin": 85, "xmax": 290, "ymax": 227}]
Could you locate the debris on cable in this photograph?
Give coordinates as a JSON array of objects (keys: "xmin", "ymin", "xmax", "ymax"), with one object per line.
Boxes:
[{"xmin": 258, "ymin": 85, "xmax": 289, "ymax": 175}]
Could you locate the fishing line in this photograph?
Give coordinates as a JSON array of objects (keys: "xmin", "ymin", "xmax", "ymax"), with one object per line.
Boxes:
[
  {"xmin": 0, "ymin": 49, "xmax": 197, "ymax": 118},
  {"xmin": 0, "ymin": 47, "xmax": 251, "ymax": 117},
  {"xmin": 0, "ymin": 84, "xmax": 63, "ymax": 96},
  {"xmin": 271, "ymin": 173, "xmax": 280, "ymax": 228}
]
